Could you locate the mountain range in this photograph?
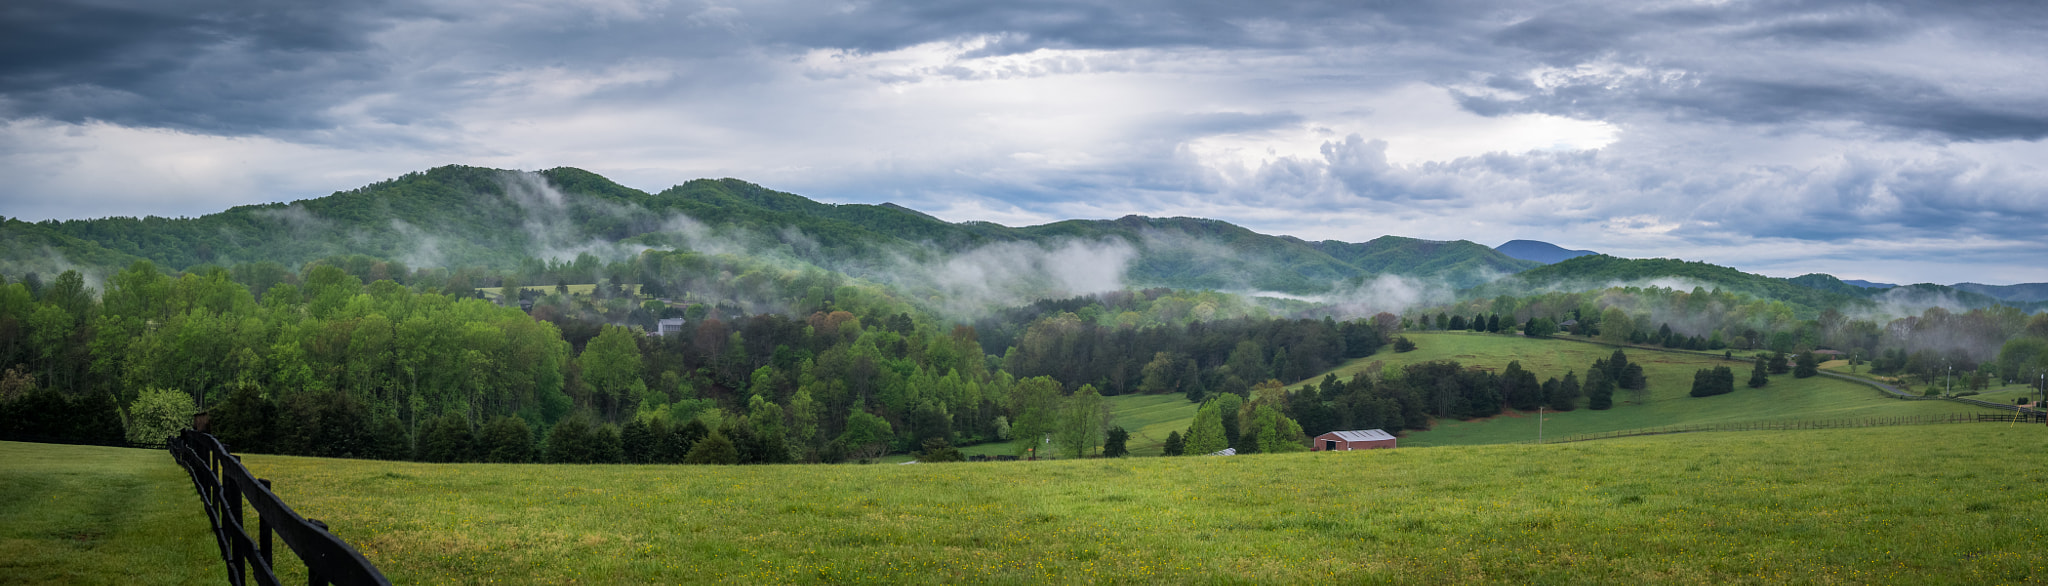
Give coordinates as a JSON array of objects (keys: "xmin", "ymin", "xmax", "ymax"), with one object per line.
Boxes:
[{"xmin": 2, "ymin": 165, "xmax": 2043, "ymax": 310}]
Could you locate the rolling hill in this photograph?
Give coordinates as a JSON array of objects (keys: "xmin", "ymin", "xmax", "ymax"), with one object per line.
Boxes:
[
  {"xmin": 2, "ymin": 165, "xmax": 1539, "ymax": 296},
  {"xmin": 1494, "ymin": 239, "xmax": 1597, "ymax": 264}
]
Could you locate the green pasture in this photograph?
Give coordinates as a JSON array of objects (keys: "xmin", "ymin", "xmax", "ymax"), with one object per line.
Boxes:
[
  {"xmin": 0, "ymin": 442, "xmax": 218, "ymax": 585},
  {"xmin": 933, "ymin": 394, "xmax": 1200, "ymax": 460},
  {"xmin": 11, "ymin": 425, "xmax": 2048, "ymax": 583},
  {"xmin": 1304, "ymin": 332, "xmax": 1997, "ymax": 447}
]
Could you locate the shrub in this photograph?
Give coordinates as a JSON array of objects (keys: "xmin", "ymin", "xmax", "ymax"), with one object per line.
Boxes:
[
  {"xmin": 478, "ymin": 416, "xmax": 534, "ymax": 463},
  {"xmin": 126, "ymin": 387, "xmax": 194, "ymax": 446}
]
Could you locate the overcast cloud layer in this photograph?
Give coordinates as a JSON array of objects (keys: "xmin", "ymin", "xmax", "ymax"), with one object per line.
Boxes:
[{"xmin": 2, "ymin": 0, "xmax": 2044, "ymax": 284}]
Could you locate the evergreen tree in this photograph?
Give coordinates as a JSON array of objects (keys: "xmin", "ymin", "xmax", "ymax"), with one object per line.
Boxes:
[
  {"xmin": 620, "ymin": 418, "xmax": 656, "ymax": 463},
  {"xmin": 685, "ymin": 429, "xmax": 739, "ymax": 464},
  {"xmin": 1621, "ymin": 363, "xmax": 1647, "ymax": 391},
  {"xmin": 1585, "ymin": 369, "xmax": 1615, "ymax": 410},
  {"xmin": 1102, "ymin": 426, "xmax": 1130, "ymax": 458},
  {"xmin": 1162, "ymin": 430, "xmax": 1185, "ymax": 456},
  {"xmin": 1769, "ymin": 352, "xmax": 1791, "ymax": 375},
  {"xmin": 1486, "ymin": 315, "xmax": 1501, "ymax": 333},
  {"xmin": 1551, "ymin": 371, "xmax": 1581, "ymax": 411},
  {"xmin": 594, "ymin": 424, "xmax": 625, "ymax": 463},
  {"xmin": 1690, "ymin": 366, "xmax": 1736, "ymax": 397},
  {"xmin": 479, "ymin": 416, "xmax": 534, "ymax": 463},
  {"xmin": 419, "ymin": 412, "xmax": 474, "ymax": 463},
  {"xmin": 1794, "ymin": 351, "xmax": 1819, "ymax": 378},
  {"xmin": 1749, "ymin": 355, "xmax": 1770, "ymax": 388},
  {"xmin": 1449, "ymin": 315, "xmax": 1466, "ymax": 330},
  {"xmin": 544, "ymin": 414, "xmax": 598, "ymax": 464}
]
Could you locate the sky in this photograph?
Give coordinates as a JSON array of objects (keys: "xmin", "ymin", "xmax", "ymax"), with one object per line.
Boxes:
[{"xmin": 2, "ymin": 0, "xmax": 2045, "ymax": 285}]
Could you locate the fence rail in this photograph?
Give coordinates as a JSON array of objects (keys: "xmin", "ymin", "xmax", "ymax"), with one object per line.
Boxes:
[
  {"xmin": 170, "ymin": 429, "xmax": 391, "ymax": 586},
  {"xmin": 1529, "ymin": 412, "xmax": 2041, "ymax": 445}
]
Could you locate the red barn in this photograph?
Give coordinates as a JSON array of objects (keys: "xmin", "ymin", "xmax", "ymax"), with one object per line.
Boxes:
[{"xmin": 1312, "ymin": 429, "xmax": 1396, "ymax": 451}]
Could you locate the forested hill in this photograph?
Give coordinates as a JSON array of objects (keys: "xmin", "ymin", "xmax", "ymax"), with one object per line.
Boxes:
[
  {"xmin": 3, "ymin": 165, "xmax": 1536, "ymax": 295},
  {"xmin": 1476, "ymin": 254, "xmax": 2026, "ymax": 316}
]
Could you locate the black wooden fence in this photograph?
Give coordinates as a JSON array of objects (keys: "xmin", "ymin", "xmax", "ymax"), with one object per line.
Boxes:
[{"xmin": 170, "ymin": 429, "xmax": 391, "ymax": 586}]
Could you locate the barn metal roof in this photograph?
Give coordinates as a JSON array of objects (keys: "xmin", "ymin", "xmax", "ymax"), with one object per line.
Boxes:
[{"xmin": 1329, "ymin": 429, "xmax": 1395, "ymax": 442}]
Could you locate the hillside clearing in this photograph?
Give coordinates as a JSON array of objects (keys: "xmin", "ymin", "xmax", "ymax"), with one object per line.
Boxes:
[{"xmin": 1304, "ymin": 332, "xmax": 1997, "ymax": 446}]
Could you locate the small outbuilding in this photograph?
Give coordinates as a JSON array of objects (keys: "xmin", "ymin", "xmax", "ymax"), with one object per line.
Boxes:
[{"xmin": 1312, "ymin": 429, "xmax": 1396, "ymax": 451}]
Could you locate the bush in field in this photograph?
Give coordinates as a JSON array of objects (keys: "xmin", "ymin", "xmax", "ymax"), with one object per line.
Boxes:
[
  {"xmin": 594, "ymin": 424, "xmax": 625, "ymax": 463},
  {"xmin": 916, "ymin": 437, "xmax": 964, "ymax": 462},
  {"xmin": 545, "ymin": 413, "xmax": 600, "ymax": 464},
  {"xmin": 479, "ymin": 416, "xmax": 534, "ymax": 463},
  {"xmin": 126, "ymin": 387, "xmax": 194, "ymax": 445},
  {"xmin": 419, "ymin": 412, "xmax": 475, "ymax": 463},
  {"xmin": 686, "ymin": 429, "xmax": 739, "ymax": 464},
  {"xmin": 1690, "ymin": 366, "xmax": 1736, "ymax": 398}
]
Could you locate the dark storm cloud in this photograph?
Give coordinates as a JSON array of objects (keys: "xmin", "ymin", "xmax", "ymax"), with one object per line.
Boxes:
[
  {"xmin": 0, "ymin": 0, "xmax": 407, "ymax": 133},
  {"xmin": 9, "ymin": 0, "xmax": 2040, "ymax": 143}
]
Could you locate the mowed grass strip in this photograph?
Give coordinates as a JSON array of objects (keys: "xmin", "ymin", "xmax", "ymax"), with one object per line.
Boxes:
[
  {"xmin": 1306, "ymin": 332, "xmax": 1996, "ymax": 446},
  {"xmin": 0, "ymin": 442, "xmax": 219, "ymax": 585},
  {"xmin": 229, "ymin": 425, "xmax": 2048, "ymax": 584}
]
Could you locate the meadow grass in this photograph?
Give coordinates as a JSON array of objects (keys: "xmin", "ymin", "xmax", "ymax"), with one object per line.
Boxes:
[
  {"xmin": 1301, "ymin": 333, "xmax": 1995, "ymax": 447},
  {"xmin": 933, "ymin": 394, "xmax": 1199, "ymax": 460},
  {"xmin": 193, "ymin": 424, "xmax": 2048, "ymax": 584},
  {"xmin": 0, "ymin": 442, "xmax": 219, "ymax": 585}
]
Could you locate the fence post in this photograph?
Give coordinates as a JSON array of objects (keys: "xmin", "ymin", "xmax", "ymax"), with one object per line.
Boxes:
[
  {"xmin": 259, "ymin": 479, "xmax": 275, "ymax": 570},
  {"xmin": 224, "ymin": 460, "xmax": 244, "ymax": 586},
  {"xmin": 308, "ymin": 519, "xmax": 330, "ymax": 586}
]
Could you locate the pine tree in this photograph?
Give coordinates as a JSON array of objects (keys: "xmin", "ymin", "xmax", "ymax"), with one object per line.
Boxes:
[
  {"xmin": 1794, "ymin": 351, "xmax": 1819, "ymax": 378},
  {"xmin": 1749, "ymin": 355, "xmax": 1770, "ymax": 388},
  {"xmin": 1551, "ymin": 371, "xmax": 1581, "ymax": 411},
  {"xmin": 1102, "ymin": 426, "xmax": 1130, "ymax": 458},
  {"xmin": 1585, "ymin": 369, "xmax": 1615, "ymax": 410},
  {"xmin": 1621, "ymin": 363, "xmax": 1647, "ymax": 390},
  {"xmin": 1162, "ymin": 430, "xmax": 1185, "ymax": 456}
]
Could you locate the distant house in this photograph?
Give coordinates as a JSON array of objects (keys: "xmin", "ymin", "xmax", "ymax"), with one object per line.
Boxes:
[
  {"xmin": 1312, "ymin": 429, "xmax": 1396, "ymax": 451},
  {"xmin": 656, "ymin": 318, "xmax": 688, "ymax": 336},
  {"xmin": 1209, "ymin": 448, "xmax": 1237, "ymax": 456}
]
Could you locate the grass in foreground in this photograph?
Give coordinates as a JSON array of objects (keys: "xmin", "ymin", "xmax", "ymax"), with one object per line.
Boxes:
[
  {"xmin": 1309, "ymin": 333, "xmax": 1994, "ymax": 446},
  {"xmin": 0, "ymin": 442, "xmax": 218, "ymax": 585},
  {"xmin": 216, "ymin": 424, "xmax": 2048, "ymax": 584}
]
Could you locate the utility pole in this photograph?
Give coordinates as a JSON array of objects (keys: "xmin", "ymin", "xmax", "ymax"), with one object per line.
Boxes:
[{"xmin": 1538, "ymin": 404, "xmax": 1544, "ymax": 444}]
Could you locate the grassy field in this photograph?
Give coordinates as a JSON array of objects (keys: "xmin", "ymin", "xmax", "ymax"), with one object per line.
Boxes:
[
  {"xmin": 1302, "ymin": 333, "xmax": 1996, "ymax": 447},
  {"xmin": 932, "ymin": 394, "xmax": 1200, "ymax": 461},
  {"xmin": 0, "ymin": 442, "xmax": 218, "ymax": 585},
  {"xmin": 11, "ymin": 426, "xmax": 2048, "ymax": 583}
]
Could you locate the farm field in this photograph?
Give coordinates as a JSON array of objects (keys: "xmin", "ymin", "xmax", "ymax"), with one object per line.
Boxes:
[
  {"xmin": 0, "ymin": 442, "xmax": 218, "ymax": 585},
  {"xmin": 10, "ymin": 425, "xmax": 2047, "ymax": 583},
  {"xmin": 94, "ymin": 424, "xmax": 2047, "ymax": 583},
  {"xmin": 1301, "ymin": 332, "xmax": 1996, "ymax": 446},
  {"xmin": 920, "ymin": 394, "xmax": 1199, "ymax": 461}
]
